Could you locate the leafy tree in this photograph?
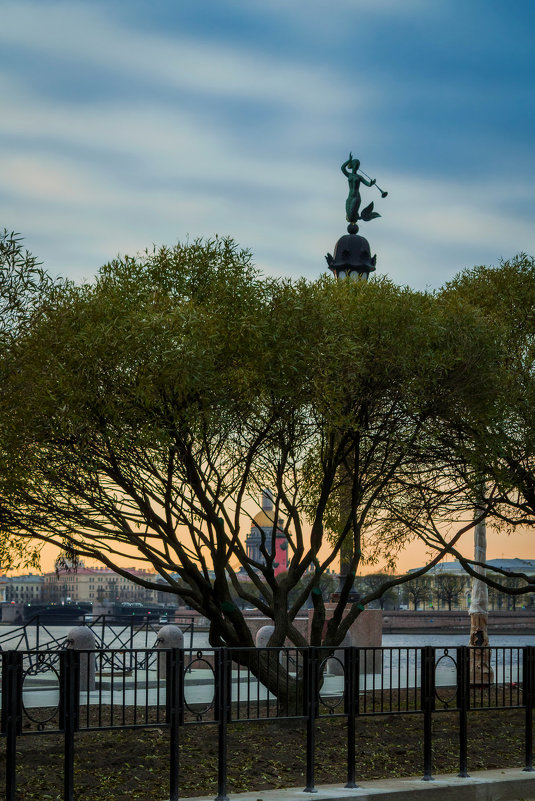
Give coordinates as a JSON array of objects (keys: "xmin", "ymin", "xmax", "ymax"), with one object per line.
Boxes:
[
  {"xmin": 435, "ymin": 574, "xmax": 466, "ymax": 610},
  {"xmin": 431, "ymin": 256, "xmax": 535, "ymax": 597},
  {"xmin": 0, "ymin": 236, "xmax": 504, "ymax": 699},
  {"xmin": 230, "ymin": 577, "xmax": 265, "ymax": 609},
  {"xmin": 317, "ymin": 571, "xmax": 338, "ymax": 602},
  {"xmin": 488, "ymin": 584, "xmax": 504, "ymax": 610},
  {"xmin": 403, "ymin": 576, "xmax": 432, "ymax": 610},
  {"xmin": 0, "ymin": 229, "xmax": 55, "ymax": 340},
  {"xmin": 355, "ymin": 573, "xmax": 398, "ymax": 609},
  {"xmin": 0, "ymin": 230, "xmax": 64, "ymax": 570},
  {"xmin": 283, "ymin": 570, "xmax": 338, "ymax": 609},
  {"xmin": 501, "ymin": 577, "xmax": 526, "ymax": 610}
]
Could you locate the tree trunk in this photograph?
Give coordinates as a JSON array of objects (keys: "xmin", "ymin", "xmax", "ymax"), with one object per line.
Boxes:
[
  {"xmin": 230, "ymin": 649, "xmax": 301, "ymax": 712},
  {"xmin": 469, "ymin": 515, "xmax": 493, "ymax": 685}
]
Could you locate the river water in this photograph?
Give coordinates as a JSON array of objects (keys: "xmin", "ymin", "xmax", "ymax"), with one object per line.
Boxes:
[
  {"xmin": 2, "ymin": 624, "xmax": 535, "ymax": 652},
  {"xmin": 383, "ymin": 633, "xmax": 535, "ymax": 648},
  {"xmin": 7, "ymin": 625, "xmax": 531, "ymax": 710}
]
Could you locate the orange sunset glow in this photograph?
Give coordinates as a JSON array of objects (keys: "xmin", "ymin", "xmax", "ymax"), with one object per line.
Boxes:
[{"xmin": 14, "ymin": 520, "xmax": 535, "ymax": 579}]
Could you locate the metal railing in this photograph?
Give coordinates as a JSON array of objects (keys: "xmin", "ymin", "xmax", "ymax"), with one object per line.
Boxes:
[
  {"xmin": 0, "ymin": 613, "xmax": 195, "ymax": 657},
  {"xmin": 1, "ymin": 644, "xmax": 534, "ymax": 801}
]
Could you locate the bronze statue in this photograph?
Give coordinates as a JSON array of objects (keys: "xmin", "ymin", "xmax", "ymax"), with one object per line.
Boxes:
[
  {"xmin": 341, "ymin": 153, "xmax": 387, "ymax": 225},
  {"xmin": 325, "ymin": 154, "xmax": 386, "ymax": 279}
]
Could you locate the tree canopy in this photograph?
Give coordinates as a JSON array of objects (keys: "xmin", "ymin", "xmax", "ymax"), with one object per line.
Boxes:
[
  {"xmin": 0, "ymin": 229, "xmax": 52, "ymax": 342},
  {"xmin": 428, "ymin": 255, "xmax": 535, "ymax": 595},
  {"xmin": 0, "ymin": 235, "xmax": 519, "ymax": 652}
]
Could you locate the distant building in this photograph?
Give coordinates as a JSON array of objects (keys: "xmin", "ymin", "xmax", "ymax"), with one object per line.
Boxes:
[
  {"xmin": 41, "ymin": 565, "xmax": 160, "ymax": 604},
  {"xmin": 410, "ymin": 558, "xmax": 535, "ymax": 579},
  {"xmin": 5, "ymin": 574, "xmax": 44, "ymax": 604},
  {"xmin": 246, "ymin": 490, "xmax": 288, "ymax": 576},
  {"xmin": 408, "ymin": 559, "xmax": 535, "ymax": 610},
  {"xmin": 0, "ymin": 576, "xmax": 10, "ymax": 603}
]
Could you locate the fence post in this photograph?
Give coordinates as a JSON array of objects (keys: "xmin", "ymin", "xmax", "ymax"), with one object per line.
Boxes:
[
  {"xmin": 421, "ymin": 646, "xmax": 435, "ymax": 781},
  {"xmin": 215, "ymin": 648, "xmax": 231, "ymax": 801},
  {"xmin": 167, "ymin": 647, "xmax": 184, "ymax": 801},
  {"xmin": 344, "ymin": 646, "xmax": 359, "ymax": 789},
  {"xmin": 60, "ymin": 648, "xmax": 80, "ymax": 801},
  {"xmin": 303, "ymin": 647, "xmax": 318, "ymax": 793},
  {"xmin": 456, "ymin": 646, "xmax": 470, "ymax": 778},
  {"xmin": 1, "ymin": 651, "xmax": 23, "ymax": 801},
  {"xmin": 523, "ymin": 646, "xmax": 535, "ymax": 772}
]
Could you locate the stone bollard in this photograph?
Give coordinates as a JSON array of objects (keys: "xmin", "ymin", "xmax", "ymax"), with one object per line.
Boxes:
[
  {"xmin": 255, "ymin": 625, "xmax": 292, "ymax": 674},
  {"xmin": 255, "ymin": 625, "xmax": 275, "ymax": 648},
  {"xmin": 66, "ymin": 626, "xmax": 97, "ymax": 692},
  {"xmin": 155, "ymin": 624, "xmax": 184, "ymax": 679}
]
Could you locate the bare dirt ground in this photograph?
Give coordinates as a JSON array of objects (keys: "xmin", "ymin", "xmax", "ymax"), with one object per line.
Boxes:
[{"xmin": 0, "ymin": 708, "xmax": 527, "ymax": 800}]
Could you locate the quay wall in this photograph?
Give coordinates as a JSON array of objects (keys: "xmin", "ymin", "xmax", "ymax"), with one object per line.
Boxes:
[{"xmin": 382, "ymin": 609, "xmax": 535, "ymax": 634}]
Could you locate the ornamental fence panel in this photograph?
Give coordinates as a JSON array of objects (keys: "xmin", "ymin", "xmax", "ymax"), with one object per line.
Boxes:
[{"xmin": 1, "ymin": 644, "xmax": 534, "ymax": 801}]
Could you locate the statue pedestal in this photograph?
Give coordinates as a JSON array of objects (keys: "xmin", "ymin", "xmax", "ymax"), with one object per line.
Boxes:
[
  {"xmin": 312, "ymin": 604, "xmax": 382, "ymax": 647},
  {"xmin": 309, "ymin": 605, "xmax": 382, "ymax": 675}
]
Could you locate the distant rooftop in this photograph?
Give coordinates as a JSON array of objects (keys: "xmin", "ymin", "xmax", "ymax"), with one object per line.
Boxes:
[{"xmin": 410, "ymin": 558, "xmax": 535, "ymax": 575}]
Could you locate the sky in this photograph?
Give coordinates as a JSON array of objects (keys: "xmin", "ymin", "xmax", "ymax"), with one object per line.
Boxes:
[
  {"xmin": 1, "ymin": 0, "xmax": 534, "ymax": 291},
  {"xmin": 2, "ymin": 0, "xmax": 535, "ymax": 573}
]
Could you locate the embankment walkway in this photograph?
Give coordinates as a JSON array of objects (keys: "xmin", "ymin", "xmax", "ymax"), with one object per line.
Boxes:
[{"xmin": 178, "ymin": 767, "xmax": 535, "ymax": 801}]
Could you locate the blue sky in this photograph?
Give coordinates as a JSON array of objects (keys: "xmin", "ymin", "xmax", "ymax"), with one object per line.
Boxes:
[{"xmin": 1, "ymin": 0, "xmax": 534, "ymax": 290}]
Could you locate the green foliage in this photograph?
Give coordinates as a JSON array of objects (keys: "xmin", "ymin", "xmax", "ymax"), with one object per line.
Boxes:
[
  {"xmin": 0, "ymin": 230, "xmax": 66, "ymax": 570},
  {"xmin": 435, "ymin": 574, "xmax": 466, "ymax": 610},
  {"xmin": 354, "ymin": 573, "xmax": 398, "ymax": 609},
  {"xmin": 437, "ymin": 256, "xmax": 535, "ymax": 594},
  {"xmin": 0, "ymin": 229, "xmax": 50, "ymax": 341},
  {"xmin": 300, "ymin": 274, "xmax": 501, "ymax": 573},
  {"xmin": 0, "ymin": 233, "xmax": 518, "ymax": 648},
  {"xmin": 402, "ymin": 575, "xmax": 432, "ymax": 610}
]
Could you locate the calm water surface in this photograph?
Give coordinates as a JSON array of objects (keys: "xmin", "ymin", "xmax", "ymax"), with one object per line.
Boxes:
[
  {"xmin": 1, "ymin": 624, "xmax": 534, "ymax": 653},
  {"xmin": 383, "ymin": 633, "xmax": 535, "ymax": 648}
]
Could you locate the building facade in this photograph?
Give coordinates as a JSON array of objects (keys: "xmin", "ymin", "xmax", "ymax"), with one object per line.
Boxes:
[
  {"xmin": 245, "ymin": 490, "xmax": 289, "ymax": 576},
  {"xmin": 41, "ymin": 565, "xmax": 160, "ymax": 604},
  {"xmin": 407, "ymin": 559, "xmax": 535, "ymax": 611},
  {"xmin": 4, "ymin": 574, "xmax": 44, "ymax": 604}
]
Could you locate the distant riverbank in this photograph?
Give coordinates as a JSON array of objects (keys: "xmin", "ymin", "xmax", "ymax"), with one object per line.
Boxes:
[{"xmin": 382, "ymin": 609, "xmax": 535, "ymax": 635}]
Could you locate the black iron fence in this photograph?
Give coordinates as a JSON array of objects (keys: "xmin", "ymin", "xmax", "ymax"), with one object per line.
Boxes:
[
  {"xmin": 1, "ymin": 644, "xmax": 534, "ymax": 801},
  {"xmin": 0, "ymin": 613, "xmax": 195, "ymax": 652}
]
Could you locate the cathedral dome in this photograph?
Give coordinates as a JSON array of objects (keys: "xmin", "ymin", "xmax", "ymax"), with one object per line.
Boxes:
[{"xmin": 251, "ymin": 510, "xmax": 284, "ymax": 530}]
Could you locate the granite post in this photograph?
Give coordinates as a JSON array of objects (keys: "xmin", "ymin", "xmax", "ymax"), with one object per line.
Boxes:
[
  {"xmin": 155, "ymin": 624, "xmax": 184, "ymax": 679},
  {"xmin": 66, "ymin": 626, "xmax": 97, "ymax": 692}
]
